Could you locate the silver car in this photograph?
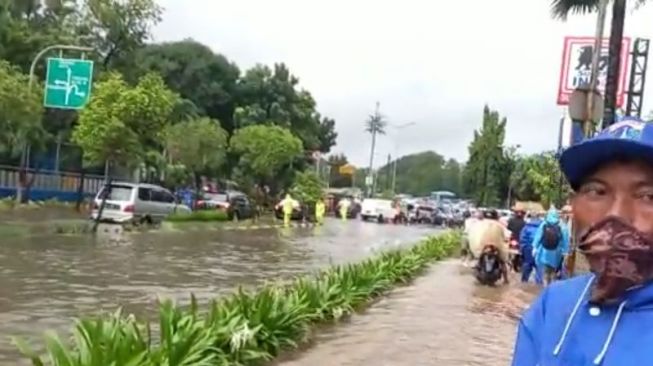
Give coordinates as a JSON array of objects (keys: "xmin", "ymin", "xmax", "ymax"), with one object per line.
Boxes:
[{"xmin": 91, "ymin": 182, "xmax": 191, "ymax": 224}]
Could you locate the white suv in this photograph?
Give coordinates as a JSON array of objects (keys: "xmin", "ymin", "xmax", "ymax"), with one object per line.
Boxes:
[{"xmin": 91, "ymin": 182, "xmax": 191, "ymax": 224}]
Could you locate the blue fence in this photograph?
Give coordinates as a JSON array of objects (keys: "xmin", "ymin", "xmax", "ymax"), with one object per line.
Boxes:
[{"xmin": 0, "ymin": 165, "xmax": 106, "ymax": 202}]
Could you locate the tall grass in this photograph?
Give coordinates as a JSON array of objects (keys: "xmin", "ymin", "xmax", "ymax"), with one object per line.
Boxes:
[
  {"xmin": 14, "ymin": 231, "xmax": 460, "ymax": 365},
  {"xmin": 166, "ymin": 210, "xmax": 230, "ymax": 223}
]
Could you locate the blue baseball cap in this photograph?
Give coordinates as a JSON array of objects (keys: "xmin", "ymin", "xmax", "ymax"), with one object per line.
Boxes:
[{"xmin": 559, "ymin": 118, "xmax": 653, "ymax": 189}]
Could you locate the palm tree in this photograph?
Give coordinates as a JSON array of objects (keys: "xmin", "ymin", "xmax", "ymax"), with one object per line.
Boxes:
[
  {"xmin": 551, "ymin": 0, "xmax": 648, "ymax": 127},
  {"xmin": 365, "ymin": 102, "xmax": 387, "ymax": 196}
]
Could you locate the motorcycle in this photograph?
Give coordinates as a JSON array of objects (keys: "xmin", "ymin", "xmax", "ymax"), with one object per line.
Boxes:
[
  {"xmin": 474, "ymin": 245, "xmax": 503, "ymax": 286},
  {"xmin": 509, "ymin": 239, "xmax": 522, "ymax": 273}
]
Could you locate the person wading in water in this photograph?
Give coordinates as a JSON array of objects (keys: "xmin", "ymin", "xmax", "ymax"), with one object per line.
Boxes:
[{"xmin": 512, "ymin": 119, "xmax": 653, "ymax": 366}]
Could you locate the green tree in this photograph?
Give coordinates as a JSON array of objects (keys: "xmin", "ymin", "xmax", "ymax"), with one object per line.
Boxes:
[
  {"xmin": 462, "ymin": 105, "xmax": 510, "ymax": 207},
  {"xmin": 290, "ymin": 170, "xmax": 325, "ymax": 204},
  {"xmin": 235, "ymin": 63, "xmax": 337, "ymax": 153},
  {"xmin": 550, "ymin": 0, "xmax": 648, "ymax": 125},
  {"xmin": 229, "ymin": 125, "xmax": 303, "ymax": 193},
  {"xmin": 164, "ymin": 117, "xmax": 228, "ymax": 189},
  {"xmin": 510, "ymin": 152, "xmax": 569, "ymax": 208},
  {"xmin": 128, "ymin": 40, "xmax": 241, "ymax": 133},
  {"xmin": 0, "ymin": 60, "xmax": 46, "ymax": 202},
  {"xmin": 72, "ymin": 73, "xmax": 140, "ymax": 171},
  {"xmin": 78, "ymin": 0, "xmax": 163, "ymax": 69},
  {"xmin": 375, "ymin": 151, "xmax": 462, "ymax": 196},
  {"xmin": 72, "ymin": 72, "xmax": 179, "ymax": 175},
  {"xmin": 0, "ymin": 60, "xmax": 44, "ymax": 158}
]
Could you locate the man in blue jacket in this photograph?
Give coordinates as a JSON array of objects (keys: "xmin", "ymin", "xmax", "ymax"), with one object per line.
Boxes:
[
  {"xmin": 519, "ymin": 213, "xmax": 542, "ymax": 283},
  {"xmin": 531, "ymin": 208, "xmax": 570, "ymax": 286},
  {"xmin": 512, "ymin": 119, "xmax": 653, "ymax": 366}
]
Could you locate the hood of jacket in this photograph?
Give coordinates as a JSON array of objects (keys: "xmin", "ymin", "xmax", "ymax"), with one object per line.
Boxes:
[{"xmin": 545, "ymin": 209, "xmax": 560, "ymax": 225}]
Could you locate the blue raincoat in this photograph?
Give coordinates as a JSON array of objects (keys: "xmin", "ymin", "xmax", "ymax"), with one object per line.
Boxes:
[
  {"xmin": 512, "ymin": 273, "xmax": 653, "ymax": 365},
  {"xmin": 519, "ymin": 217, "xmax": 542, "ymax": 283},
  {"xmin": 532, "ymin": 209, "xmax": 570, "ymax": 270}
]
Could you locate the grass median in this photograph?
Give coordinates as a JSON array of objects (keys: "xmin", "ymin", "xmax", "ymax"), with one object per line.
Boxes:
[
  {"xmin": 14, "ymin": 231, "xmax": 460, "ymax": 365},
  {"xmin": 165, "ymin": 210, "xmax": 230, "ymax": 223}
]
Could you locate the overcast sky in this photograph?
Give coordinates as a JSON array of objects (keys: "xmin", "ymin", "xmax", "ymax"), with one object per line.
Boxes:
[{"xmin": 153, "ymin": 0, "xmax": 653, "ymax": 167}]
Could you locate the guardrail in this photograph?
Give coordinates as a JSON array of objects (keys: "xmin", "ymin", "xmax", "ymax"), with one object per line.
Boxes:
[{"xmin": 0, "ymin": 165, "xmax": 106, "ymax": 201}]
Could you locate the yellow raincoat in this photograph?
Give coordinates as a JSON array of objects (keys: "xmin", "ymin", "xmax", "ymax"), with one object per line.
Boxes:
[{"xmin": 315, "ymin": 200, "xmax": 326, "ymax": 225}]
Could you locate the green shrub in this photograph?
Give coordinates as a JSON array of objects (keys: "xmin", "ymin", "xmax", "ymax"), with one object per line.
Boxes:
[
  {"xmin": 14, "ymin": 231, "xmax": 460, "ymax": 365},
  {"xmin": 166, "ymin": 210, "xmax": 230, "ymax": 223}
]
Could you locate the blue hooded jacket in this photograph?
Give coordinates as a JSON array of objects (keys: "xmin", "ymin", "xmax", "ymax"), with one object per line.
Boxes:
[
  {"xmin": 512, "ymin": 273, "xmax": 653, "ymax": 365},
  {"xmin": 532, "ymin": 209, "xmax": 570, "ymax": 269},
  {"xmin": 519, "ymin": 218, "xmax": 542, "ymax": 250}
]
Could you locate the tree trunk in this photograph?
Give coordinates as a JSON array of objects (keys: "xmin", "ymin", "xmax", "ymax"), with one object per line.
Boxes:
[
  {"xmin": 75, "ymin": 168, "xmax": 86, "ymax": 212},
  {"xmin": 602, "ymin": 0, "xmax": 627, "ymax": 128}
]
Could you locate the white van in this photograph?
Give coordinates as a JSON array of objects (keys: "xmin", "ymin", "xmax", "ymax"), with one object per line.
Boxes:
[
  {"xmin": 360, "ymin": 198, "xmax": 396, "ymax": 223},
  {"xmin": 91, "ymin": 182, "xmax": 191, "ymax": 224}
]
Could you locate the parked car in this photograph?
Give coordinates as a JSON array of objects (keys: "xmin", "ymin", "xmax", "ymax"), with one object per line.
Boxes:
[
  {"xmin": 360, "ymin": 198, "xmax": 395, "ymax": 223},
  {"xmin": 196, "ymin": 190, "xmax": 254, "ymax": 220},
  {"xmin": 92, "ymin": 182, "xmax": 191, "ymax": 224}
]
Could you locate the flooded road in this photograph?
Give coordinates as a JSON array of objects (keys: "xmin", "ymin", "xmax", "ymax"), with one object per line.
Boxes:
[
  {"xmin": 279, "ymin": 260, "xmax": 537, "ymax": 366},
  {"xmin": 0, "ymin": 219, "xmax": 433, "ymax": 363}
]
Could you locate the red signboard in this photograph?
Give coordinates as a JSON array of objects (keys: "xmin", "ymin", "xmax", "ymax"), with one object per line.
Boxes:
[{"xmin": 557, "ymin": 36, "xmax": 631, "ymax": 106}]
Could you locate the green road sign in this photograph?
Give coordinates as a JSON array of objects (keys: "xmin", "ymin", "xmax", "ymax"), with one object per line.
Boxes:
[{"xmin": 44, "ymin": 58, "xmax": 94, "ymax": 109}]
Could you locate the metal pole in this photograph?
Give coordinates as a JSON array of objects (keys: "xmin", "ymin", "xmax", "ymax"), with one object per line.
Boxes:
[
  {"xmin": 585, "ymin": 0, "xmax": 609, "ymax": 137},
  {"xmin": 367, "ymin": 102, "xmax": 380, "ymax": 197},
  {"xmin": 391, "ymin": 159, "xmax": 398, "ymax": 194},
  {"xmin": 18, "ymin": 45, "xmax": 94, "ymax": 203},
  {"xmin": 389, "ymin": 121, "xmax": 416, "ymax": 195}
]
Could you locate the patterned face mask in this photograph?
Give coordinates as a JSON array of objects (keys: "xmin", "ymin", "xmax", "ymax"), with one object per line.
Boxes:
[{"xmin": 578, "ymin": 216, "xmax": 653, "ymax": 304}]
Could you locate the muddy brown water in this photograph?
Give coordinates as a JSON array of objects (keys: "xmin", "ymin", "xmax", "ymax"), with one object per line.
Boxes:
[
  {"xmin": 0, "ymin": 218, "xmax": 436, "ymax": 363},
  {"xmin": 279, "ymin": 261, "xmax": 539, "ymax": 366}
]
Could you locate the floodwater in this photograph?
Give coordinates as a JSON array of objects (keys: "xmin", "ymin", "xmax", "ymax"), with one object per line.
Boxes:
[
  {"xmin": 279, "ymin": 261, "xmax": 538, "ymax": 366},
  {"xmin": 0, "ymin": 210, "xmax": 542, "ymax": 365},
  {"xmin": 0, "ymin": 218, "xmax": 435, "ymax": 363}
]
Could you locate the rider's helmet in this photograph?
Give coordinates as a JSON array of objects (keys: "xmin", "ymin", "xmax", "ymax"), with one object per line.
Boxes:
[{"xmin": 483, "ymin": 209, "xmax": 499, "ymax": 220}]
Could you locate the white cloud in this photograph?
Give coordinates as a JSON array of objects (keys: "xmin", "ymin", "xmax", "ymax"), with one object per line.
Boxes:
[{"xmin": 153, "ymin": 0, "xmax": 653, "ymax": 166}]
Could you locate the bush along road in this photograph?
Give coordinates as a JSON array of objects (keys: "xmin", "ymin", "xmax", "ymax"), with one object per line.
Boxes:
[{"xmin": 13, "ymin": 231, "xmax": 460, "ymax": 365}]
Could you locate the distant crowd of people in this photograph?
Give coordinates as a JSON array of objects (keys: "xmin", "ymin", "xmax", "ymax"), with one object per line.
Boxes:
[{"xmin": 462, "ymin": 205, "xmax": 572, "ymax": 286}]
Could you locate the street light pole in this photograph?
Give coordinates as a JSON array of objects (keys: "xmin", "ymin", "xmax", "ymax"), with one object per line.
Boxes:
[
  {"xmin": 389, "ymin": 122, "xmax": 416, "ymax": 194},
  {"xmin": 17, "ymin": 44, "xmax": 94, "ymax": 204},
  {"xmin": 505, "ymin": 144, "xmax": 521, "ymax": 209},
  {"xmin": 585, "ymin": 0, "xmax": 609, "ymax": 136}
]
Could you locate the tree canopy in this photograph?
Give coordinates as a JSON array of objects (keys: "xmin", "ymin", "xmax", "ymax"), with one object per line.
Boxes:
[{"xmin": 0, "ymin": 0, "xmax": 339, "ymax": 198}]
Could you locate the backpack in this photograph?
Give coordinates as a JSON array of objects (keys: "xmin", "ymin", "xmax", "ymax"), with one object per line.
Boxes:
[{"xmin": 541, "ymin": 223, "xmax": 561, "ymax": 250}]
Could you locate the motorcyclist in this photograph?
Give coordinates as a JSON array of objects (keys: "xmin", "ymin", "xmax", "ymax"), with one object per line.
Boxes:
[
  {"xmin": 462, "ymin": 209, "xmax": 483, "ymax": 266},
  {"xmin": 469, "ymin": 209, "xmax": 510, "ymax": 284},
  {"xmin": 507, "ymin": 207, "xmax": 526, "ymax": 242}
]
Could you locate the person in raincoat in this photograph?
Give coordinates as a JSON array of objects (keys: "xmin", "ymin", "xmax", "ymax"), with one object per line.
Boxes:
[
  {"xmin": 467, "ymin": 209, "xmax": 511, "ymax": 283},
  {"xmin": 512, "ymin": 119, "xmax": 653, "ymax": 366},
  {"xmin": 315, "ymin": 197, "xmax": 326, "ymax": 225},
  {"xmin": 518, "ymin": 212, "xmax": 543, "ymax": 284},
  {"xmin": 338, "ymin": 197, "xmax": 351, "ymax": 221},
  {"xmin": 279, "ymin": 193, "xmax": 296, "ymax": 227},
  {"xmin": 531, "ymin": 208, "xmax": 570, "ymax": 286}
]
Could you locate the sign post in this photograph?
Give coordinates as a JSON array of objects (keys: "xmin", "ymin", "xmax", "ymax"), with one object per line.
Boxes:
[
  {"xmin": 557, "ymin": 36, "xmax": 631, "ymax": 107},
  {"xmin": 43, "ymin": 58, "xmax": 94, "ymax": 109}
]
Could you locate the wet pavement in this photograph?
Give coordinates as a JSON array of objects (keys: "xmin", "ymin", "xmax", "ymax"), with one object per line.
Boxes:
[
  {"xmin": 0, "ymin": 218, "xmax": 434, "ymax": 363},
  {"xmin": 279, "ymin": 260, "xmax": 538, "ymax": 366}
]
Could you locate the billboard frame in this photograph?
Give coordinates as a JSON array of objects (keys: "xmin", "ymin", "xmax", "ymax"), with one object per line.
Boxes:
[{"xmin": 557, "ymin": 36, "xmax": 631, "ymax": 106}]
